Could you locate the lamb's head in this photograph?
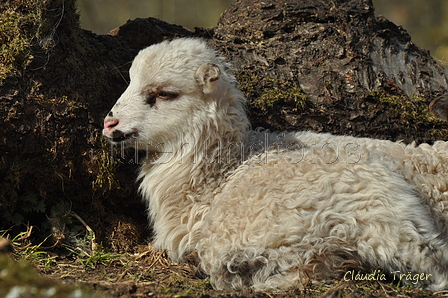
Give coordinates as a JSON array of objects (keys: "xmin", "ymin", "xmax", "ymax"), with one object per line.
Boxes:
[{"xmin": 103, "ymin": 38, "xmax": 246, "ymax": 152}]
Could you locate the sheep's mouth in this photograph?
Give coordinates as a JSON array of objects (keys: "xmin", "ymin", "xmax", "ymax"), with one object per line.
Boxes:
[{"xmin": 109, "ymin": 130, "xmax": 139, "ymax": 143}]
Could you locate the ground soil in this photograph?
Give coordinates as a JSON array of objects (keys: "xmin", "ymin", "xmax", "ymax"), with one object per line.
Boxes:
[
  {"xmin": 23, "ymin": 245, "xmax": 448, "ymax": 298},
  {"xmin": 2, "ymin": 0, "xmax": 448, "ymax": 297}
]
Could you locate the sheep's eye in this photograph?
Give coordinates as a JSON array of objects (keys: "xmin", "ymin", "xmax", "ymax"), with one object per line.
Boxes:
[{"xmin": 157, "ymin": 91, "xmax": 179, "ymax": 100}]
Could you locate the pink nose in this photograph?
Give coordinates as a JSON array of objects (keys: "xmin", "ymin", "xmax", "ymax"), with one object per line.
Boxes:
[{"xmin": 103, "ymin": 119, "xmax": 119, "ymax": 135}]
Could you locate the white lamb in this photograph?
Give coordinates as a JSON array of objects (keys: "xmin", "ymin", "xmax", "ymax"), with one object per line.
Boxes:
[{"xmin": 103, "ymin": 38, "xmax": 448, "ymax": 291}]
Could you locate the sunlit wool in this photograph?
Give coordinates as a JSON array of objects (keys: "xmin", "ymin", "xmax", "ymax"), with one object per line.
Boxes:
[{"xmin": 103, "ymin": 38, "xmax": 448, "ymax": 291}]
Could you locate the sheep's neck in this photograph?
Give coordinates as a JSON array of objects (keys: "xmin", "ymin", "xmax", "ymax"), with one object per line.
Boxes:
[{"xmin": 139, "ymin": 133, "xmax": 243, "ymax": 261}]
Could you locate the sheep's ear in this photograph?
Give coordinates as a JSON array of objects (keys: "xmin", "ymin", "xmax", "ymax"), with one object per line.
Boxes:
[
  {"xmin": 430, "ymin": 95, "xmax": 448, "ymax": 121},
  {"xmin": 195, "ymin": 63, "xmax": 221, "ymax": 95}
]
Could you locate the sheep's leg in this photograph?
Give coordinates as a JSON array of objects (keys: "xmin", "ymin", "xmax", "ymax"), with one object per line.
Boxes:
[
  {"xmin": 354, "ymin": 198, "xmax": 448, "ymax": 291},
  {"xmin": 200, "ymin": 207, "xmax": 448, "ymax": 291},
  {"xmin": 200, "ymin": 239, "xmax": 362, "ymax": 291},
  {"xmin": 409, "ymin": 234, "xmax": 448, "ymax": 291},
  {"xmin": 389, "ymin": 218, "xmax": 448, "ymax": 291}
]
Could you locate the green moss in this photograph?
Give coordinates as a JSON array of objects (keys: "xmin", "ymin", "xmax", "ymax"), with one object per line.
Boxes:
[
  {"xmin": 0, "ymin": 2, "xmax": 46, "ymax": 85},
  {"xmin": 258, "ymin": 82, "xmax": 308, "ymax": 111},
  {"xmin": 372, "ymin": 91, "xmax": 440, "ymax": 126},
  {"xmin": 0, "ymin": 254, "xmax": 105, "ymax": 298},
  {"xmin": 428, "ymin": 127, "xmax": 448, "ymax": 141},
  {"xmin": 237, "ymin": 74, "xmax": 310, "ymax": 111},
  {"xmin": 236, "ymin": 73, "xmax": 260, "ymax": 96},
  {"xmin": 371, "ymin": 91, "xmax": 448, "ymax": 141}
]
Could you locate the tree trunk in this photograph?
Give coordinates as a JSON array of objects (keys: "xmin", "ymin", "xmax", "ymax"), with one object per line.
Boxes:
[{"xmin": 1, "ymin": 0, "xmax": 448, "ymax": 248}]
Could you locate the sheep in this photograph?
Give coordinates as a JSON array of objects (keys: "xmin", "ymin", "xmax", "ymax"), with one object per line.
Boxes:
[{"xmin": 103, "ymin": 37, "xmax": 448, "ymax": 292}]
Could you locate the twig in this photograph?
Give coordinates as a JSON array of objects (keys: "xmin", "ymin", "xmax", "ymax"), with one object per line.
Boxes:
[
  {"xmin": 115, "ymin": 269, "xmax": 130, "ymax": 282},
  {"xmin": 70, "ymin": 211, "xmax": 99, "ymax": 252}
]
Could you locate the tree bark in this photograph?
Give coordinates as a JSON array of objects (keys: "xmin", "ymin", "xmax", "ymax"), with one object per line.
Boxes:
[
  {"xmin": 205, "ymin": 0, "xmax": 448, "ymax": 141},
  {"xmin": 1, "ymin": 0, "xmax": 448, "ymax": 247}
]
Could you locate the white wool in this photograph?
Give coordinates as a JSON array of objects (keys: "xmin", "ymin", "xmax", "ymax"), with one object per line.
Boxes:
[{"xmin": 103, "ymin": 38, "xmax": 448, "ymax": 291}]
